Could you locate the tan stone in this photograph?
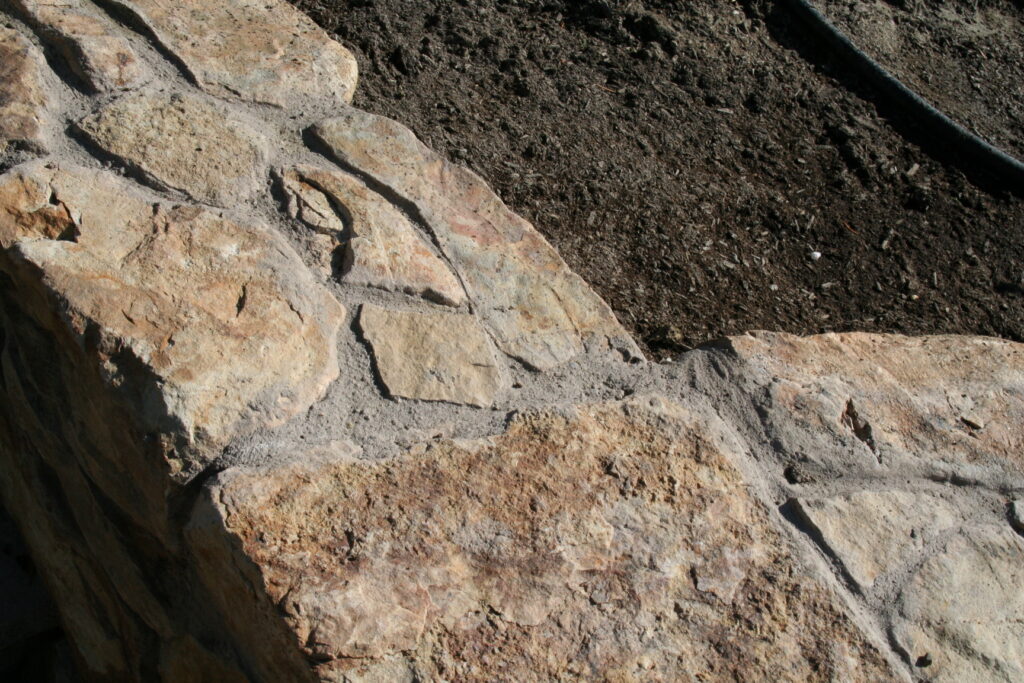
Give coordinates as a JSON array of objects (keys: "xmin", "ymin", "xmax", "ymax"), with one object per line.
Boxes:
[
  {"xmin": 795, "ymin": 490, "xmax": 962, "ymax": 590},
  {"xmin": 12, "ymin": 0, "xmax": 148, "ymax": 92},
  {"xmin": 280, "ymin": 166, "xmax": 466, "ymax": 306},
  {"xmin": 313, "ymin": 111, "xmax": 641, "ymax": 371},
  {"xmin": 76, "ymin": 90, "xmax": 267, "ymax": 206},
  {"xmin": 0, "ymin": 25, "xmax": 50, "ymax": 154},
  {"xmin": 103, "ymin": 0, "xmax": 357, "ymax": 108},
  {"xmin": 0, "ymin": 160, "xmax": 343, "ymax": 475},
  {"xmin": 724, "ymin": 332, "xmax": 1024, "ymax": 477},
  {"xmin": 893, "ymin": 527, "xmax": 1024, "ymax": 681},
  {"xmin": 358, "ymin": 304, "xmax": 503, "ymax": 408},
  {"xmin": 190, "ymin": 397, "xmax": 900, "ymax": 681}
]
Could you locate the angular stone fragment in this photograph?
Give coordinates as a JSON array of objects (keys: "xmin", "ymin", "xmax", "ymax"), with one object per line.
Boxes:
[
  {"xmin": 794, "ymin": 490, "xmax": 962, "ymax": 591},
  {"xmin": 313, "ymin": 111, "xmax": 641, "ymax": 371},
  {"xmin": 359, "ymin": 304, "xmax": 502, "ymax": 407},
  {"xmin": 12, "ymin": 0, "xmax": 148, "ymax": 92},
  {"xmin": 722, "ymin": 332, "xmax": 1024, "ymax": 478},
  {"xmin": 0, "ymin": 160, "xmax": 343, "ymax": 475},
  {"xmin": 893, "ymin": 527, "xmax": 1024, "ymax": 681},
  {"xmin": 0, "ymin": 25, "xmax": 51, "ymax": 154},
  {"xmin": 76, "ymin": 90, "xmax": 267, "ymax": 206},
  {"xmin": 280, "ymin": 166, "xmax": 466, "ymax": 306},
  {"xmin": 102, "ymin": 0, "xmax": 357, "ymax": 108},
  {"xmin": 190, "ymin": 397, "xmax": 900, "ymax": 681}
]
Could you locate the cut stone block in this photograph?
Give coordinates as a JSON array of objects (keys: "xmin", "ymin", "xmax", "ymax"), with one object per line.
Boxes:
[
  {"xmin": 722, "ymin": 332, "xmax": 1024, "ymax": 479},
  {"xmin": 794, "ymin": 490, "xmax": 962, "ymax": 590},
  {"xmin": 12, "ymin": 0, "xmax": 148, "ymax": 92},
  {"xmin": 359, "ymin": 304, "xmax": 503, "ymax": 408},
  {"xmin": 0, "ymin": 160, "xmax": 342, "ymax": 479},
  {"xmin": 102, "ymin": 0, "xmax": 357, "ymax": 108},
  {"xmin": 893, "ymin": 527, "xmax": 1024, "ymax": 681},
  {"xmin": 188, "ymin": 398, "xmax": 899, "ymax": 681},
  {"xmin": 76, "ymin": 90, "xmax": 268, "ymax": 206},
  {"xmin": 0, "ymin": 25, "xmax": 51, "ymax": 154}
]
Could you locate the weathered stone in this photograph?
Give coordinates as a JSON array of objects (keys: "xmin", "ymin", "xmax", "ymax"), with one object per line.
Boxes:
[
  {"xmin": 1011, "ymin": 500, "xmax": 1024, "ymax": 533},
  {"xmin": 0, "ymin": 160, "xmax": 343, "ymax": 476},
  {"xmin": 794, "ymin": 490, "xmax": 962, "ymax": 591},
  {"xmin": 280, "ymin": 166, "xmax": 466, "ymax": 306},
  {"xmin": 313, "ymin": 111, "xmax": 641, "ymax": 371},
  {"xmin": 102, "ymin": 0, "xmax": 357, "ymax": 108},
  {"xmin": 12, "ymin": 0, "xmax": 148, "ymax": 92},
  {"xmin": 0, "ymin": 25, "xmax": 50, "ymax": 154},
  {"xmin": 722, "ymin": 332, "xmax": 1024, "ymax": 478},
  {"xmin": 76, "ymin": 90, "xmax": 267, "ymax": 206},
  {"xmin": 190, "ymin": 397, "xmax": 900, "ymax": 681},
  {"xmin": 359, "ymin": 304, "xmax": 503, "ymax": 408},
  {"xmin": 893, "ymin": 527, "xmax": 1024, "ymax": 680}
]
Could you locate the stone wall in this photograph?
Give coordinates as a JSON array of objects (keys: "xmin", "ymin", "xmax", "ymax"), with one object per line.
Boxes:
[{"xmin": 0, "ymin": 1, "xmax": 1021, "ymax": 681}]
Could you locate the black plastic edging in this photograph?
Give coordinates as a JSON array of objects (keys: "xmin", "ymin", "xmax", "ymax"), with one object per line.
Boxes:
[{"xmin": 782, "ymin": 0, "xmax": 1024, "ymax": 191}]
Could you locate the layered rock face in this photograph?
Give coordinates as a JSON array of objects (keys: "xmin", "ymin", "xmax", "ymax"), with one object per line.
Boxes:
[{"xmin": 0, "ymin": 1, "xmax": 1020, "ymax": 681}]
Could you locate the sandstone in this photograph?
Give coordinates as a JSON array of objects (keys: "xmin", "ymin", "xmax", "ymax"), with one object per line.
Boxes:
[
  {"xmin": 102, "ymin": 0, "xmax": 357, "ymax": 108},
  {"xmin": 893, "ymin": 526, "xmax": 1024, "ymax": 681},
  {"xmin": 279, "ymin": 166, "xmax": 466, "ymax": 306},
  {"xmin": 191, "ymin": 397, "xmax": 899, "ymax": 681},
  {"xmin": 0, "ymin": 160, "xmax": 343, "ymax": 476},
  {"xmin": 12, "ymin": 0, "xmax": 148, "ymax": 92},
  {"xmin": 76, "ymin": 90, "xmax": 267, "ymax": 206},
  {"xmin": 723, "ymin": 332, "xmax": 1024, "ymax": 478},
  {"xmin": 358, "ymin": 304, "xmax": 503, "ymax": 408},
  {"xmin": 313, "ymin": 111, "xmax": 641, "ymax": 371},
  {"xmin": 794, "ymin": 490, "xmax": 962, "ymax": 591},
  {"xmin": 0, "ymin": 25, "xmax": 50, "ymax": 154}
]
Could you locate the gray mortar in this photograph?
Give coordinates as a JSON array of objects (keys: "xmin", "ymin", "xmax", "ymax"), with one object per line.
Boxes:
[{"xmin": 3, "ymin": 3, "xmax": 1022, "ymax": 680}]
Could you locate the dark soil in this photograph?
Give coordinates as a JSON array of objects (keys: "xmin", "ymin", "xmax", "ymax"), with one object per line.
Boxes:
[
  {"xmin": 293, "ymin": 0, "xmax": 1024, "ymax": 359},
  {"xmin": 823, "ymin": 0, "xmax": 1024, "ymax": 160}
]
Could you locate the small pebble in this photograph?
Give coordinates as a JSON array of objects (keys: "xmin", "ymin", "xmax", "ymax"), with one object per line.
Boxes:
[{"xmin": 810, "ymin": 251, "xmax": 822, "ymax": 261}]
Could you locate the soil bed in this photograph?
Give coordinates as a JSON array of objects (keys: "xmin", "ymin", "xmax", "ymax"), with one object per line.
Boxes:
[{"xmin": 291, "ymin": 0, "xmax": 1024, "ymax": 358}]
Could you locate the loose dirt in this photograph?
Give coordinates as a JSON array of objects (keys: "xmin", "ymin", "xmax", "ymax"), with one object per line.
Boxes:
[{"xmin": 293, "ymin": 0, "xmax": 1024, "ymax": 359}]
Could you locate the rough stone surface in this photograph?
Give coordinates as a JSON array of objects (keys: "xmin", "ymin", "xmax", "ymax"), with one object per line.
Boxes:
[
  {"xmin": 0, "ymin": 1, "xmax": 1022, "ymax": 680},
  {"xmin": 359, "ymin": 304, "xmax": 503, "ymax": 408},
  {"xmin": 0, "ymin": 25, "xmax": 50, "ymax": 155},
  {"xmin": 794, "ymin": 490, "xmax": 963, "ymax": 591},
  {"xmin": 76, "ymin": 90, "xmax": 267, "ymax": 205},
  {"xmin": 12, "ymin": 0, "xmax": 148, "ymax": 92},
  {"xmin": 893, "ymin": 527, "xmax": 1024, "ymax": 681},
  {"xmin": 280, "ymin": 166, "xmax": 466, "ymax": 306},
  {"xmin": 0, "ymin": 160, "xmax": 342, "ymax": 474},
  {"xmin": 192, "ymin": 398, "xmax": 899, "ymax": 682},
  {"xmin": 722, "ymin": 331, "xmax": 1024, "ymax": 479},
  {"xmin": 103, "ymin": 0, "xmax": 357, "ymax": 108},
  {"xmin": 313, "ymin": 110, "xmax": 641, "ymax": 371}
]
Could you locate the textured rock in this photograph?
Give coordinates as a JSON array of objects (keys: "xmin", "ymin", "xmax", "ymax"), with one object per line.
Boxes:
[
  {"xmin": 76, "ymin": 90, "xmax": 267, "ymax": 206},
  {"xmin": 722, "ymin": 332, "xmax": 1024, "ymax": 478},
  {"xmin": 313, "ymin": 111, "xmax": 641, "ymax": 371},
  {"xmin": 12, "ymin": 0, "xmax": 148, "ymax": 92},
  {"xmin": 794, "ymin": 490, "xmax": 962, "ymax": 591},
  {"xmin": 359, "ymin": 304, "xmax": 503, "ymax": 408},
  {"xmin": 102, "ymin": 0, "xmax": 357, "ymax": 108},
  {"xmin": 191, "ymin": 398, "xmax": 899, "ymax": 681},
  {"xmin": 893, "ymin": 527, "xmax": 1024, "ymax": 681},
  {"xmin": 0, "ymin": 160, "xmax": 342, "ymax": 476},
  {"xmin": 0, "ymin": 25, "xmax": 50, "ymax": 154},
  {"xmin": 280, "ymin": 166, "xmax": 466, "ymax": 306}
]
